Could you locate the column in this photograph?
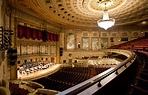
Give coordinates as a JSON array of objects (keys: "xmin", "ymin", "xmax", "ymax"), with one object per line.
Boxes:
[
  {"xmin": 10, "ymin": 14, "xmax": 18, "ymax": 80},
  {"xmin": 56, "ymin": 40, "xmax": 60, "ymax": 64},
  {"xmin": 10, "ymin": 65, "xmax": 17, "ymax": 80},
  {"xmin": 0, "ymin": 0, "xmax": 3, "ymax": 26}
]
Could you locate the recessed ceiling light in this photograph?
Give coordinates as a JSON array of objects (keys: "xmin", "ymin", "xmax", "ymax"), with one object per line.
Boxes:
[
  {"xmin": 58, "ymin": 4, "xmax": 62, "ymax": 7},
  {"xmin": 61, "ymin": 8, "xmax": 64, "ymax": 10},
  {"xmin": 53, "ymin": 10, "xmax": 57, "ymax": 13},
  {"xmin": 141, "ymin": 21, "xmax": 147, "ymax": 24},
  {"xmin": 49, "ymin": 5, "xmax": 53, "ymax": 9},
  {"xmin": 45, "ymin": 0, "xmax": 50, "ymax": 3}
]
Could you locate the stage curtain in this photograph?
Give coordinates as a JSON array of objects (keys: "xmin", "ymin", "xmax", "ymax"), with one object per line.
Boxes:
[
  {"xmin": 53, "ymin": 34, "xmax": 56, "ymax": 42},
  {"xmin": 37, "ymin": 30, "xmax": 42, "ymax": 40},
  {"xmin": 50, "ymin": 33, "xmax": 53, "ymax": 41},
  {"xmin": 25, "ymin": 27, "xmax": 31, "ymax": 39},
  {"xmin": 18, "ymin": 25, "xmax": 25, "ymax": 38},
  {"xmin": 52, "ymin": 33, "xmax": 55, "ymax": 41},
  {"xmin": 47, "ymin": 32, "xmax": 50, "ymax": 41},
  {"xmin": 31, "ymin": 28, "xmax": 37, "ymax": 40},
  {"xmin": 56, "ymin": 34, "xmax": 59, "ymax": 42}
]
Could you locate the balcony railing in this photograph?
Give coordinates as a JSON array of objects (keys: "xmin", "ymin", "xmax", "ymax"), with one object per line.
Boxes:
[{"xmin": 57, "ymin": 49, "xmax": 136, "ymax": 95}]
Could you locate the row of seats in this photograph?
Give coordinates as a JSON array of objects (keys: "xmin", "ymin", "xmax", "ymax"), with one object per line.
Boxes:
[
  {"xmin": 109, "ymin": 36, "xmax": 148, "ymax": 51},
  {"xmin": 34, "ymin": 66, "xmax": 110, "ymax": 92},
  {"xmin": 129, "ymin": 51, "xmax": 148, "ymax": 95},
  {"xmin": 76, "ymin": 56, "xmax": 110, "ymax": 60},
  {"xmin": 95, "ymin": 67, "xmax": 110, "ymax": 74},
  {"xmin": 34, "ymin": 66, "xmax": 91, "ymax": 91},
  {"xmin": 60, "ymin": 67, "xmax": 90, "ymax": 74},
  {"xmin": 109, "ymin": 36, "xmax": 148, "ymax": 95}
]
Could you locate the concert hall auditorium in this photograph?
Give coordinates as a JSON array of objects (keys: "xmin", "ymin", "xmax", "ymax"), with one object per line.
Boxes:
[{"xmin": 0, "ymin": 0, "xmax": 148, "ymax": 95}]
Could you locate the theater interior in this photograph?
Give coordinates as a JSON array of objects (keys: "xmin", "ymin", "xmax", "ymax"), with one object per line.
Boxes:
[{"xmin": 0, "ymin": 0, "xmax": 148, "ymax": 95}]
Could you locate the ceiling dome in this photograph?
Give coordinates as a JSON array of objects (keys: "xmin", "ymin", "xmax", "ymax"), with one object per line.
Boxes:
[
  {"xmin": 9, "ymin": 0, "xmax": 148, "ymax": 28},
  {"xmin": 83, "ymin": 0, "xmax": 127, "ymax": 12}
]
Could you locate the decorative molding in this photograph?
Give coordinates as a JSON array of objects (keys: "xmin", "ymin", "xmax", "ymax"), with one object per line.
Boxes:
[
  {"xmin": 111, "ymin": 32, "xmax": 118, "ymax": 37},
  {"xmin": 83, "ymin": 32, "xmax": 88, "ymax": 37},
  {"xmin": 132, "ymin": 31, "xmax": 139, "ymax": 37},
  {"xmin": 121, "ymin": 32, "xmax": 128, "ymax": 37},
  {"xmin": 92, "ymin": 32, "xmax": 98, "ymax": 36},
  {"xmin": 101, "ymin": 32, "xmax": 108, "ymax": 37},
  {"xmin": 11, "ymin": 8, "xmax": 61, "ymax": 32}
]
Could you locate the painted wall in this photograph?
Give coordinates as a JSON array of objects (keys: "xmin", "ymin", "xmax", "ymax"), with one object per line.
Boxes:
[{"xmin": 59, "ymin": 26, "xmax": 147, "ymax": 63}]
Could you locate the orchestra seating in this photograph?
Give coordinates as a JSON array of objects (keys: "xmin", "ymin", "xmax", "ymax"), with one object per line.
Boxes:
[
  {"xmin": 95, "ymin": 67, "xmax": 110, "ymax": 74},
  {"xmin": 33, "ymin": 66, "xmax": 109, "ymax": 91},
  {"xmin": 129, "ymin": 51, "xmax": 148, "ymax": 95},
  {"xmin": 109, "ymin": 36, "xmax": 148, "ymax": 95},
  {"xmin": 10, "ymin": 36, "xmax": 148, "ymax": 94},
  {"xmin": 109, "ymin": 36, "xmax": 148, "ymax": 51}
]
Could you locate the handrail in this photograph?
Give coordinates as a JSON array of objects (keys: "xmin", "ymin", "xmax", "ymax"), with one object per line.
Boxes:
[{"xmin": 57, "ymin": 49, "xmax": 136, "ymax": 95}]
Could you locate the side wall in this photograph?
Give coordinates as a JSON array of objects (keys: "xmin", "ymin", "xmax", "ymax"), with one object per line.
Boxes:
[{"xmin": 59, "ymin": 26, "xmax": 148, "ymax": 63}]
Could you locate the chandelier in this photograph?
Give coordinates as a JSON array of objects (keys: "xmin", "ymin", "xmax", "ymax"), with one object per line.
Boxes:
[{"xmin": 97, "ymin": 0, "xmax": 115, "ymax": 30}]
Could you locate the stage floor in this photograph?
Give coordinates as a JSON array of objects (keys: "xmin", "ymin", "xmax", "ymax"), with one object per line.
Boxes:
[{"xmin": 17, "ymin": 64, "xmax": 61, "ymax": 81}]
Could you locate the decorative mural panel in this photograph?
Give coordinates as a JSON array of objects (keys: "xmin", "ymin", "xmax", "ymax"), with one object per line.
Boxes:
[
  {"xmin": 67, "ymin": 33, "xmax": 75, "ymax": 49},
  {"xmin": 35, "ymin": 45, "xmax": 38, "ymax": 54},
  {"xmin": 26, "ymin": 45, "xmax": 29, "ymax": 54},
  {"xmin": 47, "ymin": 45, "xmax": 50, "ymax": 54},
  {"xmin": 33, "ymin": 45, "xmax": 38, "ymax": 54},
  {"xmin": 42, "ymin": 45, "xmax": 46, "ymax": 54},
  {"xmin": 82, "ymin": 37, "xmax": 89, "ymax": 50},
  {"xmin": 101, "ymin": 38, "xmax": 108, "ymax": 49},
  {"xmin": 39, "ymin": 45, "xmax": 42, "ymax": 54},
  {"xmin": 92, "ymin": 37, "xmax": 99, "ymax": 50},
  {"xmin": 21, "ymin": 45, "xmax": 23, "ymax": 54},
  {"xmin": 51, "ymin": 45, "xmax": 53, "ymax": 54},
  {"xmin": 37, "ymin": 45, "xmax": 40, "ymax": 53},
  {"xmin": 51, "ymin": 45, "xmax": 56, "ymax": 55},
  {"xmin": 45, "ymin": 46, "xmax": 48, "ymax": 54},
  {"xmin": 21, "ymin": 45, "xmax": 27, "ymax": 55},
  {"xmin": 54, "ymin": 46, "xmax": 56, "ymax": 55},
  {"xmin": 32, "ymin": 45, "xmax": 35, "ymax": 54},
  {"xmin": 27, "ymin": 45, "xmax": 33, "ymax": 54},
  {"xmin": 18, "ymin": 44, "xmax": 53, "ymax": 55}
]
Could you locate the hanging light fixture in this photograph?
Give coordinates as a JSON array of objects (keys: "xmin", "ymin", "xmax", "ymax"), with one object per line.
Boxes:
[{"xmin": 97, "ymin": 0, "xmax": 115, "ymax": 30}]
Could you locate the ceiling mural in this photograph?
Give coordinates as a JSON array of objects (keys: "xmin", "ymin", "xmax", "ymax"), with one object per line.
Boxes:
[{"xmin": 9, "ymin": 0, "xmax": 148, "ymax": 28}]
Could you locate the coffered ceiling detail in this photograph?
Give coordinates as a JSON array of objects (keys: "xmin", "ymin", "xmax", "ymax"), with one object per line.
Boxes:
[{"xmin": 9, "ymin": 0, "xmax": 148, "ymax": 28}]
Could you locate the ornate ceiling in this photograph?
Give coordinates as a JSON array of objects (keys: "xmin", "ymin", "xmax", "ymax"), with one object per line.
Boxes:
[{"xmin": 9, "ymin": 0, "xmax": 148, "ymax": 28}]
